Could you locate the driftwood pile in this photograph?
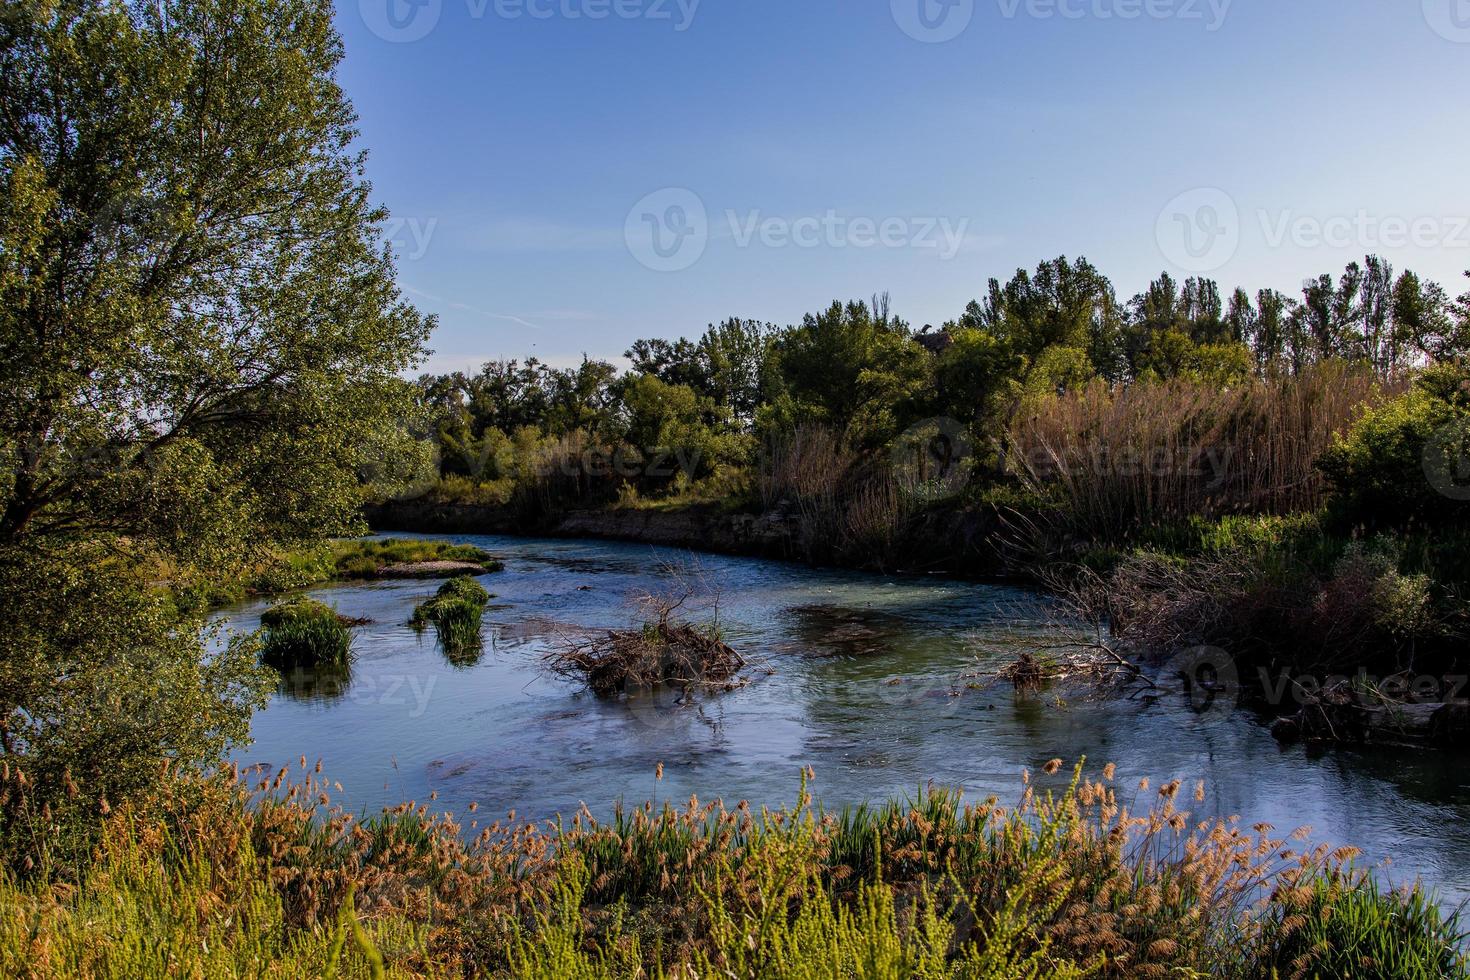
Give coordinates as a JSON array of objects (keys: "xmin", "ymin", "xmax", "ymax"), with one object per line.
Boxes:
[
  {"xmin": 546, "ymin": 620, "xmax": 745, "ymax": 696},
  {"xmin": 1271, "ymin": 679, "xmax": 1470, "ymax": 748}
]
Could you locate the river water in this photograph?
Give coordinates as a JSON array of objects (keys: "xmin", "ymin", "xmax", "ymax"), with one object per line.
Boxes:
[{"xmin": 220, "ymin": 532, "xmax": 1470, "ymax": 904}]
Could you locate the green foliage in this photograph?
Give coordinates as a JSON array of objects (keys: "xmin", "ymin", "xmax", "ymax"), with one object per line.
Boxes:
[
  {"xmin": 329, "ymin": 538, "xmax": 501, "ymax": 579},
  {"xmin": 0, "ymin": 0, "xmax": 429, "ymax": 829},
  {"xmin": 1320, "ymin": 362, "xmax": 1470, "ymax": 528},
  {"xmin": 410, "ymin": 577, "xmax": 490, "ymax": 659},
  {"xmin": 0, "ymin": 548, "xmax": 271, "ymax": 868},
  {"xmin": 1253, "ymin": 872, "xmax": 1467, "ymax": 980},
  {"xmin": 260, "ymin": 599, "xmax": 352, "ymax": 670}
]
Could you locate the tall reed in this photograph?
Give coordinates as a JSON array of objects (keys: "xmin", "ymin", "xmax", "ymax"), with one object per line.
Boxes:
[{"xmin": 1006, "ymin": 362, "xmax": 1390, "ymax": 542}]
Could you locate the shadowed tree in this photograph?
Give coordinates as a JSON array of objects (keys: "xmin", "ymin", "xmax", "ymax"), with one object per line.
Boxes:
[{"xmin": 0, "ymin": 0, "xmax": 431, "ymax": 822}]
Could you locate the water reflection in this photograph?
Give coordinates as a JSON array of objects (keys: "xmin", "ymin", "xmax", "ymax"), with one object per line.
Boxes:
[{"xmin": 275, "ymin": 662, "xmax": 353, "ymax": 703}]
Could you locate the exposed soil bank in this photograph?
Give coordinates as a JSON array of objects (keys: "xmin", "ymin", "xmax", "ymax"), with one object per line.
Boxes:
[{"xmin": 365, "ymin": 499, "xmax": 1013, "ymax": 578}]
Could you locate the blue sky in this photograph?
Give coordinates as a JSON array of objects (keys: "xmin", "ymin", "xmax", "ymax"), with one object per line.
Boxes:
[{"xmin": 337, "ymin": 0, "xmax": 1470, "ymax": 373}]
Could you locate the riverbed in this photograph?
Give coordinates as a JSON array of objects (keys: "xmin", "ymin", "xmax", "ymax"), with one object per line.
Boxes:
[{"xmin": 220, "ymin": 532, "xmax": 1470, "ymax": 904}]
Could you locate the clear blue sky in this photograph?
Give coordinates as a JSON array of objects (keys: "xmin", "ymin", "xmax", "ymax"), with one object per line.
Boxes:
[{"xmin": 337, "ymin": 0, "xmax": 1470, "ymax": 373}]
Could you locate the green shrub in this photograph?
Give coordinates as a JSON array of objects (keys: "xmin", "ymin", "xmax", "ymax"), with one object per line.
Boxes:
[
  {"xmin": 1253, "ymin": 872, "xmax": 1466, "ymax": 980},
  {"xmin": 260, "ymin": 599, "xmax": 352, "ymax": 670},
  {"xmin": 331, "ymin": 539, "xmax": 502, "ymax": 579},
  {"xmin": 410, "ymin": 577, "xmax": 490, "ymax": 659},
  {"xmin": 1320, "ymin": 362, "xmax": 1470, "ymax": 529}
]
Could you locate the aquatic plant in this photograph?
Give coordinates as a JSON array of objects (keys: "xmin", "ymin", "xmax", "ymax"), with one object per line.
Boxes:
[
  {"xmin": 259, "ymin": 599, "xmax": 352, "ymax": 670},
  {"xmin": 410, "ymin": 576, "xmax": 490, "ymax": 656}
]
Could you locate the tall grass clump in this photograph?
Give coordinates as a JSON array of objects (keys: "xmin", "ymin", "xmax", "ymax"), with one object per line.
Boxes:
[
  {"xmin": 1, "ymin": 760, "xmax": 1463, "ymax": 979},
  {"xmin": 1007, "ymin": 362, "xmax": 1388, "ymax": 543},
  {"xmin": 760, "ymin": 424, "xmax": 920, "ymax": 567},
  {"xmin": 260, "ymin": 598, "xmax": 353, "ymax": 670},
  {"xmin": 410, "ymin": 576, "xmax": 490, "ymax": 657},
  {"xmin": 1251, "ymin": 870, "xmax": 1467, "ymax": 980}
]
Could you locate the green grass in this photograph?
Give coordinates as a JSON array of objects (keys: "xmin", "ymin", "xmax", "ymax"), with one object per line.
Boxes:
[
  {"xmin": 260, "ymin": 598, "xmax": 352, "ymax": 670},
  {"xmin": 0, "ymin": 762, "xmax": 1463, "ymax": 979},
  {"xmin": 330, "ymin": 538, "xmax": 503, "ymax": 580},
  {"xmin": 409, "ymin": 577, "xmax": 491, "ymax": 660}
]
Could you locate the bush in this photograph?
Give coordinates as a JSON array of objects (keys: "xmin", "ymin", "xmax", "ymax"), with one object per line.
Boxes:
[
  {"xmin": 410, "ymin": 577, "xmax": 490, "ymax": 659},
  {"xmin": 1253, "ymin": 871, "xmax": 1466, "ymax": 980},
  {"xmin": 6, "ymin": 762, "xmax": 1464, "ymax": 978},
  {"xmin": 1320, "ymin": 362, "xmax": 1470, "ymax": 529},
  {"xmin": 259, "ymin": 599, "xmax": 352, "ymax": 670}
]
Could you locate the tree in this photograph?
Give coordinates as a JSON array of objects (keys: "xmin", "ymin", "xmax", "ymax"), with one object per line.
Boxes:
[
  {"xmin": 1253, "ymin": 289, "xmax": 1292, "ymax": 371},
  {"xmin": 697, "ymin": 318, "xmax": 774, "ymax": 427},
  {"xmin": 770, "ymin": 299, "xmax": 930, "ymax": 444},
  {"xmin": 0, "ymin": 0, "xmax": 431, "ymax": 823},
  {"xmin": 1360, "ymin": 255, "xmax": 1396, "ymax": 375}
]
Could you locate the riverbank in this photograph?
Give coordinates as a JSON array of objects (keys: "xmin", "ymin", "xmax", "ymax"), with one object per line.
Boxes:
[
  {"xmin": 4, "ymin": 760, "xmax": 1463, "ymax": 979},
  {"xmin": 366, "ymin": 497, "xmax": 1017, "ymax": 578}
]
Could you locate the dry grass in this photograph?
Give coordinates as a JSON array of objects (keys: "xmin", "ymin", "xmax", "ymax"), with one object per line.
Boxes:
[
  {"xmin": 0, "ymin": 760, "xmax": 1462, "ymax": 978},
  {"xmin": 1006, "ymin": 363, "xmax": 1391, "ymax": 542}
]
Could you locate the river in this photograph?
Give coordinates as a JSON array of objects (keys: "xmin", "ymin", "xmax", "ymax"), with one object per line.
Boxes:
[{"xmin": 220, "ymin": 532, "xmax": 1470, "ymax": 904}]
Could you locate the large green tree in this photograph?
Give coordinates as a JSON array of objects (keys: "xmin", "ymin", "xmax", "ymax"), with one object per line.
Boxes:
[{"xmin": 0, "ymin": 0, "xmax": 431, "ymax": 825}]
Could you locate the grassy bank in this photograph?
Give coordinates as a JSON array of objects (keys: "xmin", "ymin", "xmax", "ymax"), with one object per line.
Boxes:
[
  {"xmin": 167, "ymin": 538, "xmax": 502, "ymax": 613},
  {"xmin": 1, "ymin": 762, "xmax": 1463, "ymax": 979}
]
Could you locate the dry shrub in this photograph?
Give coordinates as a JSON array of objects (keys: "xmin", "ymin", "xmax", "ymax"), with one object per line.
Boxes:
[
  {"xmin": 3, "ymin": 761, "xmax": 1461, "ymax": 978},
  {"xmin": 545, "ymin": 568, "xmax": 745, "ymax": 696},
  {"xmin": 546, "ymin": 621, "xmax": 744, "ymax": 696},
  {"xmin": 760, "ymin": 424, "xmax": 915, "ymax": 566},
  {"xmin": 1007, "ymin": 363, "xmax": 1391, "ymax": 541}
]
